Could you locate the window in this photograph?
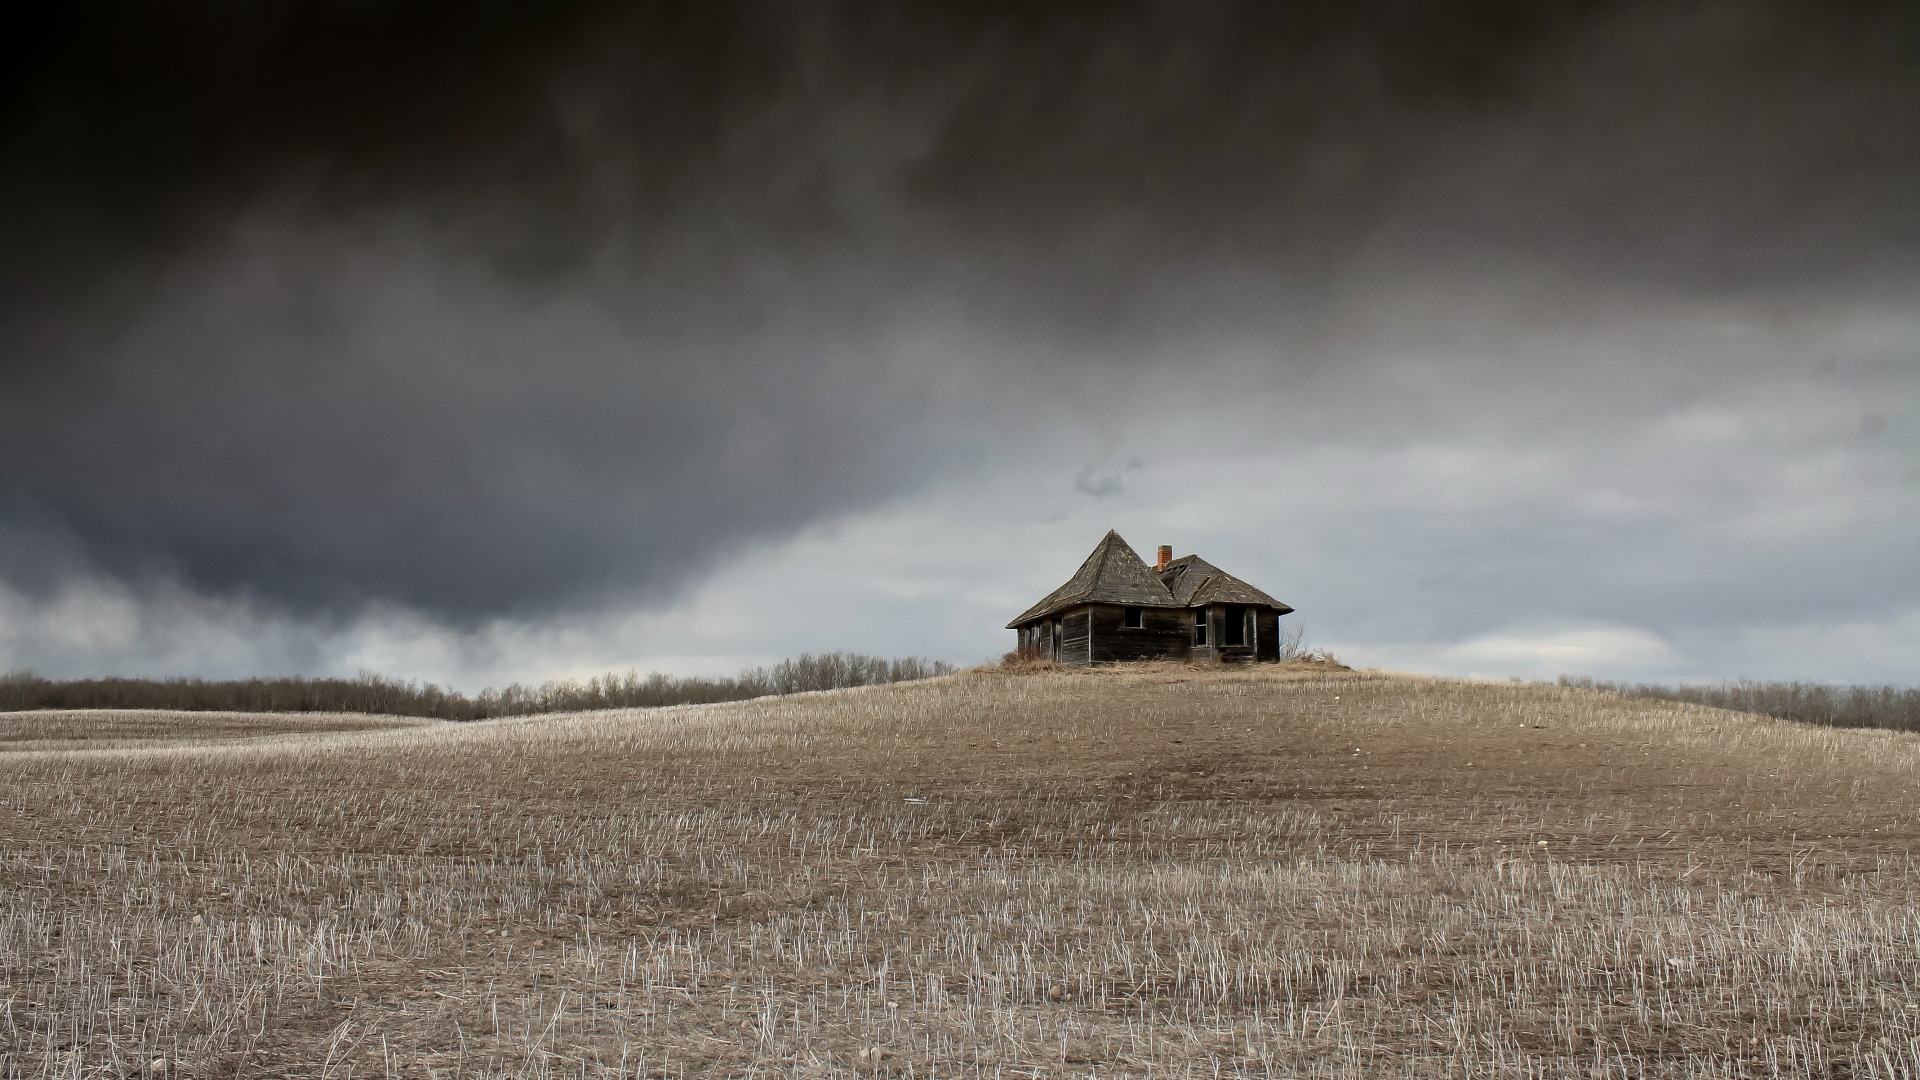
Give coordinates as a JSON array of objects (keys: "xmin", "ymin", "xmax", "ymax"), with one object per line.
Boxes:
[
  {"xmin": 1123, "ymin": 606, "xmax": 1143, "ymax": 629},
  {"xmin": 1193, "ymin": 608, "xmax": 1208, "ymax": 646},
  {"xmin": 1224, "ymin": 604, "xmax": 1247, "ymax": 647}
]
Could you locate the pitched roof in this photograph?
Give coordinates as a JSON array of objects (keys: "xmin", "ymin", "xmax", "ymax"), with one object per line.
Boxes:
[
  {"xmin": 1158, "ymin": 555, "xmax": 1293, "ymax": 613},
  {"xmin": 1006, "ymin": 531, "xmax": 1181, "ymax": 627}
]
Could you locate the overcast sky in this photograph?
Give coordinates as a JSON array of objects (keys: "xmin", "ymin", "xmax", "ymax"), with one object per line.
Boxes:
[{"xmin": 2, "ymin": 0, "xmax": 1916, "ymax": 689}]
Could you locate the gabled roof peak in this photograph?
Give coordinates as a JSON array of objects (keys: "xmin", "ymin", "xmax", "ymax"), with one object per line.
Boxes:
[
  {"xmin": 1159, "ymin": 555, "xmax": 1290, "ymax": 611},
  {"xmin": 1006, "ymin": 531, "xmax": 1180, "ymax": 627},
  {"xmin": 1009, "ymin": 531, "xmax": 1293, "ymax": 627}
]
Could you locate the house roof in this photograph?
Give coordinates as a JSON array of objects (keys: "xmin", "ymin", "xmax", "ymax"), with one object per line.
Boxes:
[
  {"xmin": 1158, "ymin": 555, "xmax": 1294, "ymax": 613},
  {"xmin": 1006, "ymin": 530, "xmax": 1180, "ymax": 627},
  {"xmin": 1008, "ymin": 532, "xmax": 1294, "ymax": 627}
]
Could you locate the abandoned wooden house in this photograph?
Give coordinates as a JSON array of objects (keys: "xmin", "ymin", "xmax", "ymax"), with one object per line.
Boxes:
[{"xmin": 1008, "ymin": 531, "xmax": 1294, "ymax": 665}]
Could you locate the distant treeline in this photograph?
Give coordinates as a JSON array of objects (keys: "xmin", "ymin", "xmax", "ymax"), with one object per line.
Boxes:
[
  {"xmin": 1560, "ymin": 677, "xmax": 1920, "ymax": 733},
  {"xmin": 0, "ymin": 652, "xmax": 957, "ymax": 721}
]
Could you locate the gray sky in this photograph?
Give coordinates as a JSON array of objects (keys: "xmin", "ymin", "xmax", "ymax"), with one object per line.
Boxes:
[{"xmin": 2, "ymin": 1, "xmax": 1916, "ymax": 688}]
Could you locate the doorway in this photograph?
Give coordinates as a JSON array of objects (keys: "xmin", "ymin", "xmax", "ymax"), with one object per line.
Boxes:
[{"xmin": 1223, "ymin": 605, "xmax": 1248, "ymax": 647}]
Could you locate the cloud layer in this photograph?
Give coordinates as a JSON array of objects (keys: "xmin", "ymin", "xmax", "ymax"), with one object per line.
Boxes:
[{"xmin": 2, "ymin": 1, "xmax": 1916, "ymax": 685}]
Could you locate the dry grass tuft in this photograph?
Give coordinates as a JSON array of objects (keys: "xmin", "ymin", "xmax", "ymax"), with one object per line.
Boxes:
[
  {"xmin": 997, "ymin": 648, "xmax": 1071, "ymax": 674},
  {"xmin": 1276, "ymin": 655, "xmax": 1351, "ymax": 673},
  {"xmin": 3, "ymin": 667, "xmax": 1919, "ymax": 1077}
]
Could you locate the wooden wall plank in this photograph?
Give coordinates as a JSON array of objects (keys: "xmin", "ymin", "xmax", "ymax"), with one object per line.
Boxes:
[
  {"xmin": 1087, "ymin": 604, "xmax": 1191, "ymax": 663},
  {"xmin": 1060, "ymin": 607, "xmax": 1094, "ymax": 666}
]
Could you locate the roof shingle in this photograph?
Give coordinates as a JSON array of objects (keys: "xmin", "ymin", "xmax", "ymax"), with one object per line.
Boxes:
[
  {"xmin": 1158, "ymin": 555, "xmax": 1293, "ymax": 613},
  {"xmin": 1005, "ymin": 530, "xmax": 1181, "ymax": 627}
]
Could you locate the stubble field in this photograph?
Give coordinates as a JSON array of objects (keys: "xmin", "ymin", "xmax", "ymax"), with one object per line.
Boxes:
[{"xmin": 3, "ymin": 663, "xmax": 1918, "ymax": 1078}]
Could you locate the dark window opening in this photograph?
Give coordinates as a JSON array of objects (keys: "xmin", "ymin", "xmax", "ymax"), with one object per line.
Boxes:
[
  {"xmin": 1194, "ymin": 608, "xmax": 1208, "ymax": 646},
  {"xmin": 1224, "ymin": 605, "xmax": 1247, "ymax": 646},
  {"xmin": 1123, "ymin": 606, "xmax": 1143, "ymax": 629}
]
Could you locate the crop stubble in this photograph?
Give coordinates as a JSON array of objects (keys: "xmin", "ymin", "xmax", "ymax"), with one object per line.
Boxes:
[{"xmin": 2, "ymin": 664, "xmax": 1918, "ymax": 1077}]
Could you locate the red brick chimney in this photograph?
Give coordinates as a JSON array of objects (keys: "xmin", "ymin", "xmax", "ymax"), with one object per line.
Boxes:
[{"xmin": 1156, "ymin": 544, "xmax": 1172, "ymax": 571}]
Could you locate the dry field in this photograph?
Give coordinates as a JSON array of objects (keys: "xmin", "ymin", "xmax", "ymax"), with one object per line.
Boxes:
[
  {"xmin": 0, "ymin": 711, "xmax": 433, "ymax": 753},
  {"xmin": 3, "ymin": 663, "xmax": 1919, "ymax": 1078}
]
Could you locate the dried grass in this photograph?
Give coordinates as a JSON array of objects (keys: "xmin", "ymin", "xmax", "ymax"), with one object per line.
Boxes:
[
  {"xmin": 0, "ymin": 653, "xmax": 956, "ymax": 722},
  {"xmin": 1562, "ymin": 676, "xmax": 1920, "ymax": 734},
  {"xmin": 3, "ymin": 667, "xmax": 1918, "ymax": 1077}
]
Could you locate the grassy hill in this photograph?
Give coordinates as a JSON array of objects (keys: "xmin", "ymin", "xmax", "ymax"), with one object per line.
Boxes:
[{"xmin": 3, "ymin": 663, "xmax": 1917, "ymax": 1077}]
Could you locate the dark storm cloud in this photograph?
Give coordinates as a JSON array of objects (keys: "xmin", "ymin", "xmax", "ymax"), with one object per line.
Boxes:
[{"xmin": 2, "ymin": 0, "xmax": 1915, "ymax": 625}]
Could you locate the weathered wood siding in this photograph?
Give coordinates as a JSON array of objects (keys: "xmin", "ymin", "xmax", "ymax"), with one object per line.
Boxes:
[
  {"xmin": 1059, "ymin": 607, "xmax": 1094, "ymax": 666},
  {"xmin": 1087, "ymin": 604, "xmax": 1190, "ymax": 663},
  {"xmin": 1018, "ymin": 605, "xmax": 1286, "ymax": 664},
  {"xmin": 1256, "ymin": 609, "xmax": 1282, "ymax": 662}
]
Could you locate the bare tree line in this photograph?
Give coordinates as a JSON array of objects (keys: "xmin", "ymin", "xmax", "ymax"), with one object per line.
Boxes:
[
  {"xmin": 1560, "ymin": 676, "xmax": 1920, "ymax": 733},
  {"xmin": 0, "ymin": 652, "xmax": 956, "ymax": 721}
]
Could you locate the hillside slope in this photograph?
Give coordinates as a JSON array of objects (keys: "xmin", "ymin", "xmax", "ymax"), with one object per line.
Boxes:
[{"xmin": 3, "ymin": 664, "xmax": 1918, "ymax": 1077}]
